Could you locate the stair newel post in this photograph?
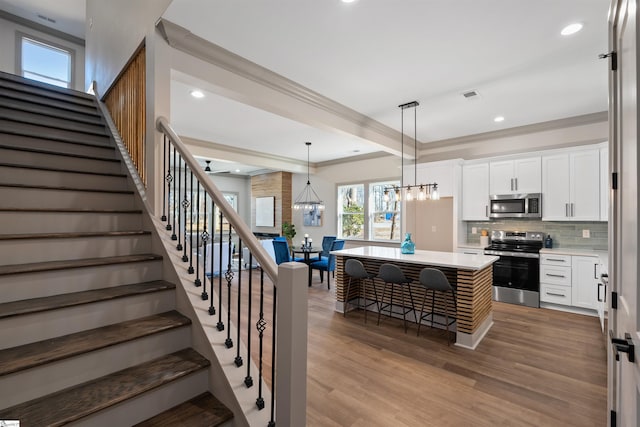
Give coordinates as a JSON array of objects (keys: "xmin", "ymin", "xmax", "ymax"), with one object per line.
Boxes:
[
  {"xmin": 187, "ymin": 169, "xmax": 194, "ymax": 273},
  {"xmin": 194, "ymin": 181, "xmax": 201, "ymax": 286},
  {"xmin": 200, "ymin": 192, "xmax": 209, "ymax": 300},
  {"xmin": 244, "ymin": 250, "xmax": 254, "ymax": 388},
  {"xmin": 216, "ymin": 209, "xmax": 225, "ymax": 330},
  {"xmin": 234, "ymin": 235, "xmax": 243, "ymax": 366},
  {"xmin": 181, "ymin": 163, "xmax": 189, "ymax": 262},
  {"xmin": 161, "ymin": 134, "xmax": 167, "ymax": 222},
  {"xmin": 166, "ymin": 143, "xmax": 174, "ymax": 232},
  {"xmin": 224, "ymin": 221, "xmax": 233, "ymax": 348},
  {"xmin": 256, "ymin": 268, "xmax": 266, "ymax": 410},
  {"xmin": 170, "ymin": 145, "xmax": 177, "ymax": 240},
  {"xmin": 176, "ymin": 154, "xmax": 183, "ymax": 251}
]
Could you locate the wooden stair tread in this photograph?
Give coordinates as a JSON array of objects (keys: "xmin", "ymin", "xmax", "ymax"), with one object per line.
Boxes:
[
  {"xmin": 134, "ymin": 392, "xmax": 234, "ymax": 427},
  {"xmin": 0, "ymin": 230, "xmax": 149, "ymax": 241},
  {"xmin": 0, "ymin": 348, "xmax": 210, "ymax": 426},
  {"xmin": 0, "ymin": 280, "xmax": 174, "ymax": 319},
  {"xmin": 0, "ymin": 97, "xmax": 104, "ymax": 125},
  {"xmin": 0, "ymin": 120, "xmax": 110, "ymax": 146},
  {"xmin": 0, "ymin": 207, "xmax": 142, "ymax": 214},
  {"xmin": 0, "ymin": 182, "xmax": 134, "ymax": 194},
  {"xmin": 0, "ymin": 254, "xmax": 163, "ymax": 276},
  {"xmin": 0, "ymin": 310, "xmax": 189, "ymax": 376},
  {"xmin": 0, "ymin": 162, "xmax": 123, "ymax": 176},
  {"xmin": 0, "ymin": 88, "xmax": 98, "ymax": 117},
  {"xmin": 0, "ymin": 108, "xmax": 109, "ymax": 137},
  {"xmin": 0, "ymin": 143, "xmax": 118, "ymax": 163},
  {"xmin": 0, "ymin": 71, "xmax": 95, "ymax": 102}
]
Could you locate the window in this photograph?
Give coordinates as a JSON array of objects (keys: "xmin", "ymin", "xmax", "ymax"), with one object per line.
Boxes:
[
  {"xmin": 338, "ymin": 181, "xmax": 401, "ymax": 241},
  {"xmin": 19, "ymin": 34, "xmax": 73, "ymax": 88}
]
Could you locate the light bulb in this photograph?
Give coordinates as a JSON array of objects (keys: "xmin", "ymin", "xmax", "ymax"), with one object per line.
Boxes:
[
  {"xmin": 431, "ymin": 188, "xmax": 440, "ymax": 200},
  {"xmin": 405, "ymin": 187, "xmax": 413, "ymax": 202},
  {"xmin": 418, "ymin": 186, "xmax": 426, "ymax": 201}
]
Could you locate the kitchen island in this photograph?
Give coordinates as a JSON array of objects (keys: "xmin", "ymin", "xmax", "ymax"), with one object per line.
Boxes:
[{"xmin": 332, "ymin": 246, "xmax": 498, "ymax": 349}]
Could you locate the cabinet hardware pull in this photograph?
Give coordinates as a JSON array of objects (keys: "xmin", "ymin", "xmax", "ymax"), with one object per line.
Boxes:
[
  {"xmin": 511, "ymin": 178, "xmax": 514, "ymax": 191},
  {"xmin": 547, "ymin": 292, "xmax": 565, "ymax": 297},
  {"xmin": 546, "ymin": 274, "xmax": 566, "ymax": 278},
  {"xmin": 571, "ymin": 203, "xmax": 575, "ymax": 217},
  {"xmin": 594, "ymin": 264, "xmax": 598, "ymax": 279},
  {"xmin": 515, "ymin": 177, "xmax": 518, "ymax": 191},
  {"xmin": 485, "ymin": 205, "xmax": 488, "ymax": 217},
  {"xmin": 565, "ymin": 203, "xmax": 569, "ymax": 217},
  {"xmin": 463, "ymin": 252, "xmax": 476, "ymax": 255},
  {"xmin": 597, "ymin": 282, "xmax": 603, "ymax": 302},
  {"xmin": 546, "ymin": 258, "xmax": 566, "ymax": 262}
]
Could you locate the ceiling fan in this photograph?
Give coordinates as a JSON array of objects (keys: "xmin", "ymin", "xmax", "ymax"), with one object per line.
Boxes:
[{"xmin": 203, "ymin": 160, "xmax": 230, "ymax": 174}]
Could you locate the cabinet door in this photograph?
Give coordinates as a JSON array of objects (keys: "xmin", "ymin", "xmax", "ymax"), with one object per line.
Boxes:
[
  {"xmin": 462, "ymin": 163, "xmax": 489, "ymax": 220},
  {"xmin": 570, "ymin": 149, "xmax": 600, "ymax": 221},
  {"xmin": 489, "ymin": 160, "xmax": 514, "ymax": 194},
  {"xmin": 600, "ymin": 146, "xmax": 608, "ymax": 221},
  {"xmin": 571, "ymin": 256, "xmax": 599, "ymax": 310},
  {"xmin": 514, "ymin": 157, "xmax": 541, "ymax": 193},
  {"xmin": 542, "ymin": 154, "xmax": 570, "ymax": 220}
]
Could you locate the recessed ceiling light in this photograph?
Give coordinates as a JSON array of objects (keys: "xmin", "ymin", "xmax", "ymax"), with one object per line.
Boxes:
[
  {"xmin": 494, "ymin": 116, "xmax": 505, "ymax": 123},
  {"xmin": 190, "ymin": 90, "xmax": 205, "ymax": 99},
  {"xmin": 342, "ymin": 0, "xmax": 357, "ymax": 3},
  {"xmin": 561, "ymin": 23, "xmax": 583, "ymax": 36},
  {"xmin": 235, "ymin": 169, "xmax": 241, "ymax": 173}
]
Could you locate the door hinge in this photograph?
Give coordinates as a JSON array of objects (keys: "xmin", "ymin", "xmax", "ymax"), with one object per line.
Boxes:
[
  {"xmin": 612, "ymin": 291, "xmax": 618, "ymax": 309},
  {"xmin": 611, "ymin": 409, "xmax": 617, "ymax": 425},
  {"xmin": 612, "ymin": 172, "xmax": 618, "ymax": 190},
  {"xmin": 599, "ymin": 51, "xmax": 618, "ymax": 71}
]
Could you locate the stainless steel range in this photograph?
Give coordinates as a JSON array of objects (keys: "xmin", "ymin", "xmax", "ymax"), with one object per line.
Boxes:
[{"xmin": 484, "ymin": 230, "xmax": 544, "ymax": 308}]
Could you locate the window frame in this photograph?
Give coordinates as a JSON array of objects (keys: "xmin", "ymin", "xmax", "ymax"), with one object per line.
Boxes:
[{"xmin": 16, "ymin": 31, "xmax": 76, "ymax": 89}]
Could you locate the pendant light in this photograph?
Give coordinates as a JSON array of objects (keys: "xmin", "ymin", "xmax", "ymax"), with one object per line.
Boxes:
[{"xmin": 293, "ymin": 142, "xmax": 325, "ymax": 210}]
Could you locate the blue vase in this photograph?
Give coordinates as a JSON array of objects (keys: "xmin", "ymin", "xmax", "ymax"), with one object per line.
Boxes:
[{"xmin": 401, "ymin": 233, "xmax": 415, "ymax": 254}]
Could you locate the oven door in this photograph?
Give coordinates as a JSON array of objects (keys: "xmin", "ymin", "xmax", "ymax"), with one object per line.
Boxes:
[{"xmin": 491, "ymin": 254, "xmax": 540, "ymax": 307}]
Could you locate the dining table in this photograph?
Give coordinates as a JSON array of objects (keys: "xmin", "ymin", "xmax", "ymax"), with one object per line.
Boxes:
[{"xmin": 291, "ymin": 247, "xmax": 322, "ymax": 287}]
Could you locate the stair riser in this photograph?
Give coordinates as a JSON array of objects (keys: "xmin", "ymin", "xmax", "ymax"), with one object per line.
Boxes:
[
  {"xmin": 0, "ymin": 167, "xmax": 127, "ymax": 191},
  {"xmin": 0, "ymin": 79, "xmax": 96, "ymax": 108},
  {"xmin": 0, "ymin": 260, "xmax": 163, "ymax": 303},
  {"xmin": 0, "ymin": 97, "xmax": 103, "ymax": 125},
  {"xmin": 0, "ymin": 148, "xmax": 121, "ymax": 174},
  {"xmin": 74, "ymin": 371, "xmax": 209, "ymax": 427},
  {"xmin": 0, "ymin": 235, "xmax": 152, "ymax": 265},
  {"xmin": 0, "ymin": 211, "xmax": 143, "ymax": 233},
  {"xmin": 0, "ymin": 290, "xmax": 175, "ymax": 349},
  {"xmin": 0, "ymin": 327, "xmax": 190, "ymax": 408},
  {"xmin": 0, "ymin": 118, "xmax": 111, "ymax": 145},
  {"xmin": 0, "ymin": 107, "xmax": 108, "ymax": 136},
  {"xmin": 0, "ymin": 187, "xmax": 135, "ymax": 210},
  {"xmin": 0, "ymin": 133, "xmax": 115, "ymax": 157}
]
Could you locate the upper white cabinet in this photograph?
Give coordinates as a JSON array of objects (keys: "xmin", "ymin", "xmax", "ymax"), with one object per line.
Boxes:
[
  {"xmin": 489, "ymin": 156, "xmax": 541, "ymax": 194},
  {"xmin": 542, "ymin": 148, "xmax": 600, "ymax": 221},
  {"xmin": 462, "ymin": 162, "xmax": 489, "ymax": 220},
  {"xmin": 600, "ymin": 145, "xmax": 609, "ymax": 221}
]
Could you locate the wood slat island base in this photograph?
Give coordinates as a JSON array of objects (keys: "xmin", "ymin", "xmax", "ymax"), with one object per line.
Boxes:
[{"xmin": 332, "ymin": 246, "xmax": 498, "ymax": 349}]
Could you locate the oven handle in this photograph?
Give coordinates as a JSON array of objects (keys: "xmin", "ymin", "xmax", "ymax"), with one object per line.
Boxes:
[{"xmin": 484, "ymin": 250, "xmax": 540, "ymax": 259}]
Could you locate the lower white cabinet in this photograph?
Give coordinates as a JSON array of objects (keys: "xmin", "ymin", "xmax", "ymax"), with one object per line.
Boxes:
[
  {"xmin": 540, "ymin": 254, "xmax": 599, "ymax": 310},
  {"xmin": 456, "ymin": 247, "xmax": 483, "ymax": 255}
]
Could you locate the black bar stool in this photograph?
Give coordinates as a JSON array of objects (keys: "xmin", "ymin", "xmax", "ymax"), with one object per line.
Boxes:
[
  {"xmin": 377, "ymin": 263, "xmax": 416, "ymax": 333},
  {"xmin": 344, "ymin": 259, "xmax": 378, "ymax": 323},
  {"xmin": 416, "ymin": 268, "xmax": 457, "ymax": 345}
]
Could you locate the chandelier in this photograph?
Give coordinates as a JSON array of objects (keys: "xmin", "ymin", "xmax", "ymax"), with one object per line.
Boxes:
[
  {"xmin": 293, "ymin": 142, "xmax": 325, "ymax": 210},
  {"xmin": 384, "ymin": 100, "xmax": 439, "ymax": 202}
]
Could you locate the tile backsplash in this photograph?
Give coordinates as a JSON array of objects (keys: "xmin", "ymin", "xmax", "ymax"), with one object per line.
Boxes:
[{"xmin": 465, "ymin": 220, "xmax": 608, "ymax": 250}]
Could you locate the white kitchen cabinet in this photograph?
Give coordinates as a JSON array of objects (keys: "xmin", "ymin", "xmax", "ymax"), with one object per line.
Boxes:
[
  {"xmin": 489, "ymin": 156, "xmax": 541, "ymax": 195},
  {"xmin": 571, "ymin": 256, "xmax": 599, "ymax": 310},
  {"xmin": 600, "ymin": 146, "xmax": 608, "ymax": 221},
  {"xmin": 542, "ymin": 148, "xmax": 600, "ymax": 221},
  {"xmin": 456, "ymin": 247, "xmax": 483, "ymax": 255},
  {"xmin": 462, "ymin": 162, "xmax": 489, "ymax": 220}
]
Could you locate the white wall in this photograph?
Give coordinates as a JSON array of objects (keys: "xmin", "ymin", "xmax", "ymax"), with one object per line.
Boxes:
[
  {"xmin": 208, "ymin": 174, "xmax": 251, "ymax": 226},
  {"xmin": 0, "ymin": 15, "xmax": 85, "ymax": 91}
]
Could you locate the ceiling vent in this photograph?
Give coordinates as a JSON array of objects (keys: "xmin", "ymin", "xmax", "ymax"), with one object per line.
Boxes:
[{"xmin": 462, "ymin": 90, "xmax": 480, "ymax": 99}]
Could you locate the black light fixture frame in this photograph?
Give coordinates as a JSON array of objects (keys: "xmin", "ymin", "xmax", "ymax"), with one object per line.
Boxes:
[{"xmin": 293, "ymin": 142, "xmax": 325, "ymax": 210}]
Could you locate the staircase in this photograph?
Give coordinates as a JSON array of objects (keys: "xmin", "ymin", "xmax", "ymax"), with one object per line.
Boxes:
[{"xmin": 0, "ymin": 72, "xmax": 233, "ymax": 426}]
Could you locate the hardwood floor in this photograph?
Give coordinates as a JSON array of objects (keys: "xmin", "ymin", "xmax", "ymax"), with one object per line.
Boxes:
[{"xmin": 223, "ymin": 267, "xmax": 607, "ymax": 426}]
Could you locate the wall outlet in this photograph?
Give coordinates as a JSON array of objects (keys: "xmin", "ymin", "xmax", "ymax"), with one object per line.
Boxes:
[
  {"xmin": 432, "ymin": 226, "xmax": 437, "ymax": 232},
  {"xmin": 472, "ymin": 227, "xmax": 477, "ymax": 234},
  {"xmin": 582, "ymin": 229, "xmax": 590, "ymax": 238}
]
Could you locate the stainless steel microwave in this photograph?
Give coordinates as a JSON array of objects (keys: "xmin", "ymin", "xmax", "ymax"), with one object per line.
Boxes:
[{"xmin": 489, "ymin": 193, "xmax": 542, "ymax": 219}]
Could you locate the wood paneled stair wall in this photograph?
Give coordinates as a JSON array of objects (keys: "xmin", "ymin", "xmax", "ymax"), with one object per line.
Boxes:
[{"xmin": 0, "ymin": 72, "xmax": 233, "ymax": 426}]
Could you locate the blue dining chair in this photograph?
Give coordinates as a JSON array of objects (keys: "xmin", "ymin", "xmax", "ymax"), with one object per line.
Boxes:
[
  {"xmin": 320, "ymin": 236, "xmax": 337, "ymax": 259},
  {"xmin": 310, "ymin": 239, "xmax": 345, "ymax": 289},
  {"xmin": 273, "ymin": 239, "xmax": 305, "ymax": 264}
]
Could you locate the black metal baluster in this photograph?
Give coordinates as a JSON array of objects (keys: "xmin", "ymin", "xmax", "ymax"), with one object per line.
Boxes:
[
  {"xmin": 161, "ymin": 135, "xmax": 167, "ymax": 222},
  {"xmin": 171, "ymin": 146, "xmax": 177, "ymax": 240},
  {"xmin": 201, "ymin": 193, "xmax": 209, "ymax": 301},
  {"xmin": 176, "ymin": 155, "xmax": 183, "ymax": 251},
  {"xmin": 235, "ymin": 236, "xmax": 243, "ymax": 367},
  {"xmin": 181, "ymin": 163, "xmax": 189, "ymax": 261},
  {"xmin": 224, "ymin": 222, "xmax": 234, "ymax": 348},
  {"xmin": 209, "ymin": 198, "xmax": 216, "ymax": 315},
  {"xmin": 216, "ymin": 210, "xmax": 225, "ymax": 331},
  {"xmin": 268, "ymin": 284, "xmax": 277, "ymax": 427},
  {"xmin": 256, "ymin": 268, "xmax": 266, "ymax": 410},
  {"xmin": 187, "ymin": 169, "xmax": 195, "ymax": 273},
  {"xmin": 195, "ymin": 181, "xmax": 201, "ymax": 286},
  {"xmin": 245, "ymin": 250, "xmax": 254, "ymax": 388},
  {"xmin": 166, "ymin": 143, "xmax": 174, "ymax": 232}
]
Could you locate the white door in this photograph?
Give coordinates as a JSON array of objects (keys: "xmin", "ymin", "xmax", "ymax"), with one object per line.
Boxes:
[
  {"xmin": 609, "ymin": 0, "xmax": 640, "ymax": 425},
  {"xmin": 489, "ymin": 160, "xmax": 514, "ymax": 194},
  {"xmin": 570, "ymin": 149, "xmax": 601, "ymax": 221},
  {"xmin": 571, "ymin": 256, "xmax": 599, "ymax": 311},
  {"xmin": 461, "ymin": 162, "xmax": 489, "ymax": 220},
  {"xmin": 513, "ymin": 156, "xmax": 541, "ymax": 193},
  {"xmin": 542, "ymin": 153, "xmax": 570, "ymax": 220}
]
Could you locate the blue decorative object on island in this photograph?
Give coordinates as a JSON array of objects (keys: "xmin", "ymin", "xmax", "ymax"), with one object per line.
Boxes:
[{"xmin": 401, "ymin": 233, "xmax": 415, "ymax": 254}]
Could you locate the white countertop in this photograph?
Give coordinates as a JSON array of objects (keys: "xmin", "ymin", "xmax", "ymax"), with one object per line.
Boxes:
[{"xmin": 332, "ymin": 246, "xmax": 498, "ymax": 270}]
